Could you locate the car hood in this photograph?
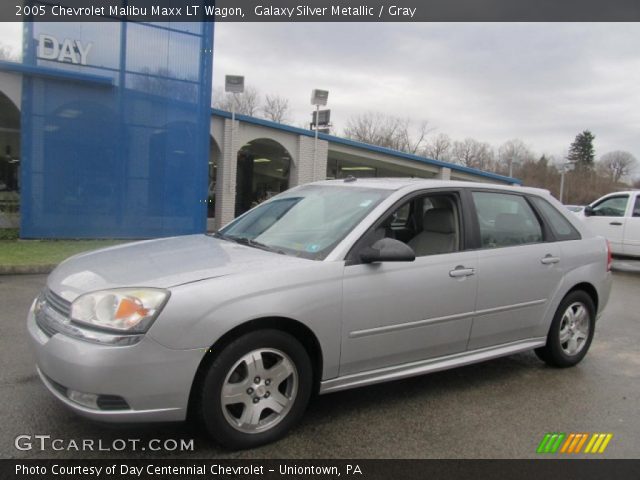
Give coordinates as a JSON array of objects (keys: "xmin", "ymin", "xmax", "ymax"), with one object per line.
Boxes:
[{"xmin": 47, "ymin": 234, "xmax": 308, "ymax": 302}]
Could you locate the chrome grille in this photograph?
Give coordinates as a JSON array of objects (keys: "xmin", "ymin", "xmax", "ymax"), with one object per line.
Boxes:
[{"xmin": 44, "ymin": 289, "xmax": 71, "ymax": 317}]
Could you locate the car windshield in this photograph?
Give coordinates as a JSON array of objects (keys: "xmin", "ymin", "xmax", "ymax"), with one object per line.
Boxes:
[{"xmin": 219, "ymin": 184, "xmax": 390, "ymax": 260}]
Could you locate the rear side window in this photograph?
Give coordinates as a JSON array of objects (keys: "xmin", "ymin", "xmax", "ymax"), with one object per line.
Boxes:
[
  {"xmin": 633, "ymin": 197, "xmax": 640, "ymax": 217},
  {"xmin": 530, "ymin": 196, "xmax": 581, "ymax": 241},
  {"xmin": 472, "ymin": 192, "xmax": 543, "ymax": 248}
]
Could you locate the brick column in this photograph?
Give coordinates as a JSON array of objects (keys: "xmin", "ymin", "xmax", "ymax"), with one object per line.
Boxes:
[
  {"xmin": 290, "ymin": 135, "xmax": 328, "ymax": 187},
  {"xmin": 436, "ymin": 166, "xmax": 451, "ymax": 180},
  {"xmin": 214, "ymin": 118, "xmax": 240, "ymax": 229}
]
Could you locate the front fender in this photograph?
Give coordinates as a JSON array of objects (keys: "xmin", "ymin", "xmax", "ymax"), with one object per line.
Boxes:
[{"xmin": 147, "ymin": 261, "xmax": 345, "ymax": 380}]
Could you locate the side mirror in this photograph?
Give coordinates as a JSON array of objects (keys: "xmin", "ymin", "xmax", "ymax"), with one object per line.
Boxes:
[
  {"xmin": 360, "ymin": 238, "xmax": 416, "ymax": 264},
  {"xmin": 584, "ymin": 205, "xmax": 594, "ymax": 217}
]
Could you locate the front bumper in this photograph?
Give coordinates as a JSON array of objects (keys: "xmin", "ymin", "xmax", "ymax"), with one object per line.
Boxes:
[{"xmin": 27, "ymin": 307, "xmax": 205, "ymax": 422}]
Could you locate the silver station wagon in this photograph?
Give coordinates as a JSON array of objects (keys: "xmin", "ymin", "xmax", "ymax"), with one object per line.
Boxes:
[{"xmin": 28, "ymin": 179, "xmax": 612, "ymax": 449}]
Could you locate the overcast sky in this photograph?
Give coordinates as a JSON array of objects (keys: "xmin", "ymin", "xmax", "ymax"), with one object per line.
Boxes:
[
  {"xmin": 2, "ymin": 22, "xmax": 640, "ymax": 165},
  {"xmin": 213, "ymin": 22, "xmax": 640, "ymax": 164}
]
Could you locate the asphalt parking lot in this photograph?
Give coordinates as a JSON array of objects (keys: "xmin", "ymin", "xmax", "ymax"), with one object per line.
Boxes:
[{"xmin": 1, "ymin": 267, "xmax": 639, "ymax": 459}]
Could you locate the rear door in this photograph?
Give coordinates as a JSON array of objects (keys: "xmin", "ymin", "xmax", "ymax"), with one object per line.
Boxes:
[
  {"xmin": 467, "ymin": 190, "xmax": 564, "ymax": 349},
  {"xmin": 584, "ymin": 194, "xmax": 630, "ymax": 254},
  {"xmin": 623, "ymin": 193, "xmax": 640, "ymax": 256}
]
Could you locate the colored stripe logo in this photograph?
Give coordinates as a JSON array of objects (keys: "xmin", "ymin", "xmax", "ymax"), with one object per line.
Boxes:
[{"xmin": 537, "ymin": 433, "xmax": 613, "ymax": 454}]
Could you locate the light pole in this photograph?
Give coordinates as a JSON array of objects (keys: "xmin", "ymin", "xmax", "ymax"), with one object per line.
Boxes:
[
  {"xmin": 508, "ymin": 157, "xmax": 520, "ymax": 178},
  {"xmin": 559, "ymin": 162, "xmax": 574, "ymax": 204},
  {"xmin": 310, "ymin": 89, "xmax": 329, "ymax": 177},
  {"xmin": 225, "ymin": 75, "xmax": 244, "ymax": 194}
]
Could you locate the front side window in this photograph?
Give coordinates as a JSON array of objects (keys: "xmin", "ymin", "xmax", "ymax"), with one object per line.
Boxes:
[
  {"xmin": 220, "ymin": 184, "xmax": 390, "ymax": 260},
  {"xmin": 363, "ymin": 193, "xmax": 461, "ymax": 257},
  {"xmin": 591, "ymin": 195, "xmax": 629, "ymax": 217},
  {"xmin": 472, "ymin": 192, "xmax": 543, "ymax": 248}
]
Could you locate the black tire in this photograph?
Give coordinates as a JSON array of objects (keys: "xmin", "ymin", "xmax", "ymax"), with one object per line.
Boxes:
[
  {"xmin": 535, "ymin": 290, "xmax": 596, "ymax": 368},
  {"xmin": 195, "ymin": 329, "xmax": 312, "ymax": 449}
]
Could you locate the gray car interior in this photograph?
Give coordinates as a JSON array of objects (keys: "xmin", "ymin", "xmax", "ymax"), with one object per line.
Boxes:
[
  {"xmin": 372, "ymin": 195, "xmax": 460, "ymax": 256},
  {"xmin": 408, "ymin": 207, "xmax": 457, "ymax": 256}
]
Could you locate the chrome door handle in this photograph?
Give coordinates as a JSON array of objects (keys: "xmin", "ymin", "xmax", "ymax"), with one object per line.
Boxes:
[
  {"xmin": 541, "ymin": 255, "xmax": 560, "ymax": 265},
  {"xmin": 449, "ymin": 266, "xmax": 475, "ymax": 278}
]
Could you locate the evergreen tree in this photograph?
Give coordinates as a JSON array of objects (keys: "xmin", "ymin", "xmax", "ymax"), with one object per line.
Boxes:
[
  {"xmin": 537, "ymin": 154, "xmax": 548, "ymax": 168},
  {"xmin": 567, "ymin": 130, "xmax": 595, "ymax": 170}
]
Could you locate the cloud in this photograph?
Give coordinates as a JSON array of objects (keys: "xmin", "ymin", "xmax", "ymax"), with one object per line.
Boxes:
[
  {"xmin": 213, "ymin": 22, "xmax": 640, "ymax": 160},
  {"xmin": 0, "ymin": 22, "xmax": 22, "ymax": 55}
]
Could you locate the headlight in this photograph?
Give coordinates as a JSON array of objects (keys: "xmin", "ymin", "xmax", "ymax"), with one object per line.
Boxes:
[{"xmin": 70, "ymin": 288, "xmax": 170, "ymax": 333}]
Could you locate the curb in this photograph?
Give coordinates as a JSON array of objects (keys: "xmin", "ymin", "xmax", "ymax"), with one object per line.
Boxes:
[{"xmin": 0, "ymin": 264, "xmax": 57, "ymax": 275}]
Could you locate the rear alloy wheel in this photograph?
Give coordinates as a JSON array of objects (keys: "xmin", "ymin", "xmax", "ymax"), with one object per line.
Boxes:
[
  {"xmin": 535, "ymin": 291, "xmax": 595, "ymax": 368},
  {"xmin": 196, "ymin": 330, "xmax": 312, "ymax": 449}
]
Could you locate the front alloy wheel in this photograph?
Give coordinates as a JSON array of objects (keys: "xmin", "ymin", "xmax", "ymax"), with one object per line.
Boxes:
[
  {"xmin": 221, "ymin": 348, "xmax": 298, "ymax": 433},
  {"xmin": 196, "ymin": 329, "xmax": 312, "ymax": 449}
]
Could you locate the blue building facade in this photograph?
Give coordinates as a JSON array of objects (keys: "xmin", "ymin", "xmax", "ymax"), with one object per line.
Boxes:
[{"xmin": 16, "ymin": 21, "xmax": 214, "ymax": 238}]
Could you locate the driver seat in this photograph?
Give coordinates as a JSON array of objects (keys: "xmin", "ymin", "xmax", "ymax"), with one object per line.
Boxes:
[{"xmin": 408, "ymin": 208, "xmax": 456, "ymax": 256}]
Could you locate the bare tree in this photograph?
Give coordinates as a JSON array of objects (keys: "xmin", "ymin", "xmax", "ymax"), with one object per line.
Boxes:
[
  {"xmin": 343, "ymin": 112, "xmax": 431, "ymax": 154},
  {"xmin": 424, "ymin": 133, "xmax": 452, "ymax": 161},
  {"xmin": 599, "ymin": 151, "xmax": 637, "ymax": 183},
  {"xmin": 262, "ymin": 94, "xmax": 290, "ymax": 123},
  {"xmin": 518, "ymin": 155, "xmax": 561, "ymax": 198},
  {"xmin": 343, "ymin": 112, "xmax": 394, "ymax": 147},
  {"xmin": 451, "ymin": 138, "xmax": 494, "ymax": 170},
  {"xmin": 397, "ymin": 119, "xmax": 431, "ymax": 155},
  {"xmin": 213, "ymin": 86, "xmax": 261, "ymax": 116},
  {"xmin": 497, "ymin": 139, "xmax": 534, "ymax": 175}
]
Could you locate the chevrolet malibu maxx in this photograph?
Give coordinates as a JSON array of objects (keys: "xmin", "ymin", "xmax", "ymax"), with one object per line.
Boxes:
[{"xmin": 28, "ymin": 179, "xmax": 612, "ymax": 449}]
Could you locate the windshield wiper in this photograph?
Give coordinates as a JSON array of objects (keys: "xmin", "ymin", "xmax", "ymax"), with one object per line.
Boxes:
[
  {"xmin": 216, "ymin": 233, "xmax": 286, "ymax": 255},
  {"xmin": 211, "ymin": 231, "xmax": 230, "ymax": 241}
]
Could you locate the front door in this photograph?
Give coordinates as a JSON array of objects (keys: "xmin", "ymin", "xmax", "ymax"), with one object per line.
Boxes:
[
  {"xmin": 340, "ymin": 191, "xmax": 478, "ymax": 376},
  {"xmin": 583, "ymin": 194, "xmax": 630, "ymax": 254}
]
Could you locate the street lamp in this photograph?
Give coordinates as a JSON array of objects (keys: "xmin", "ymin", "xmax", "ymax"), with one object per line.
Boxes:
[
  {"xmin": 559, "ymin": 161, "xmax": 575, "ymax": 204},
  {"xmin": 310, "ymin": 89, "xmax": 329, "ymax": 175},
  {"xmin": 508, "ymin": 157, "xmax": 520, "ymax": 178},
  {"xmin": 225, "ymin": 75, "xmax": 244, "ymax": 194},
  {"xmin": 225, "ymin": 74, "xmax": 244, "ymax": 123}
]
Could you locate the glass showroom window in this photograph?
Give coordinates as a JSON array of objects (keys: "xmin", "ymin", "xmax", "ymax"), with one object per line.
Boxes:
[
  {"xmin": 0, "ymin": 92, "xmax": 20, "ymax": 229},
  {"xmin": 235, "ymin": 138, "xmax": 292, "ymax": 217},
  {"xmin": 0, "ymin": 21, "xmax": 24, "ymax": 229}
]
